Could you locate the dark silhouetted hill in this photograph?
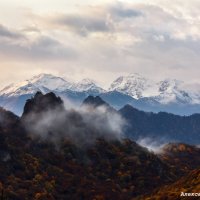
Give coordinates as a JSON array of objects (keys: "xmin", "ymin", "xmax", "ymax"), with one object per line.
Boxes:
[
  {"xmin": 119, "ymin": 104, "xmax": 200, "ymax": 144},
  {"xmin": 22, "ymin": 92, "xmax": 64, "ymax": 117},
  {"xmin": 0, "ymin": 92, "xmax": 199, "ymax": 199}
]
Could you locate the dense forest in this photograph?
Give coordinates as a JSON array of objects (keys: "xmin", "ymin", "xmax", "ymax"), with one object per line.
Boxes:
[{"xmin": 0, "ymin": 92, "xmax": 199, "ymax": 199}]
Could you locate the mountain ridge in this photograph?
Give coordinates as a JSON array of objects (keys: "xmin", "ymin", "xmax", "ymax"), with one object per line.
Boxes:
[
  {"xmin": 0, "ymin": 92, "xmax": 199, "ymax": 199},
  {"xmin": 1, "ymin": 73, "xmax": 200, "ymax": 116},
  {"xmin": 119, "ymin": 103, "xmax": 200, "ymax": 145},
  {"xmin": 2, "ymin": 92, "xmax": 200, "ymax": 145}
]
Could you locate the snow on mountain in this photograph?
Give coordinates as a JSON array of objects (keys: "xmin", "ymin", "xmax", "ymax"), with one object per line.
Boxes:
[
  {"xmin": 0, "ymin": 74, "xmax": 73, "ymax": 97},
  {"xmin": 1, "ymin": 73, "xmax": 200, "ymax": 116},
  {"xmin": 109, "ymin": 74, "xmax": 200, "ymax": 105},
  {"xmin": 154, "ymin": 79, "xmax": 200, "ymax": 104},
  {"xmin": 109, "ymin": 73, "xmax": 159, "ymax": 99},
  {"xmin": 72, "ymin": 79, "xmax": 105, "ymax": 93},
  {"xmin": 154, "ymin": 79, "xmax": 191, "ymax": 104},
  {"xmin": 0, "ymin": 81, "xmax": 48, "ymax": 97},
  {"xmin": 0, "ymin": 74, "xmax": 105, "ymax": 97},
  {"xmin": 28, "ymin": 74, "xmax": 73, "ymax": 92},
  {"xmin": 183, "ymin": 83, "xmax": 200, "ymax": 104},
  {"xmin": 0, "ymin": 72, "xmax": 200, "ymax": 105}
]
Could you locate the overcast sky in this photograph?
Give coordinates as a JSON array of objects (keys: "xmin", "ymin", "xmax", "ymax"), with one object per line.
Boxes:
[{"xmin": 0, "ymin": 0, "xmax": 200, "ymax": 88}]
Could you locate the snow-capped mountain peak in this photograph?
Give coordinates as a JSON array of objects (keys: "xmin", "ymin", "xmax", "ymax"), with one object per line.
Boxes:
[
  {"xmin": 109, "ymin": 73, "xmax": 200, "ymax": 104},
  {"xmin": 0, "ymin": 74, "xmax": 74, "ymax": 97},
  {"xmin": 0, "ymin": 73, "xmax": 200, "ymax": 107},
  {"xmin": 0, "ymin": 73, "xmax": 200, "ymax": 116},
  {"xmin": 28, "ymin": 73, "xmax": 73, "ymax": 92},
  {"xmin": 72, "ymin": 78, "xmax": 105, "ymax": 93},
  {"xmin": 158, "ymin": 79, "xmax": 182, "ymax": 93},
  {"xmin": 0, "ymin": 74, "xmax": 106, "ymax": 97},
  {"xmin": 155, "ymin": 79, "xmax": 199, "ymax": 104},
  {"xmin": 0, "ymin": 80, "xmax": 49, "ymax": 97},
  {"xmin": 109, "ymin": 73, "xmax": 158, "ymax": 99},
  {"xmin": 78, "ymin": 78, "xmax": 97, "ymax": 86}
]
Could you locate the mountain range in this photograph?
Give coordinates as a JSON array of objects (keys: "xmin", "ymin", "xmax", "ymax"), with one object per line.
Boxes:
[
  {"xmin": 0, "ymin": 92, "xmax": 199, "ymax": 199},
  {"xmin": 119, "ymin": 105, "xmax": 200, "ymax": 145},
  {"xmin": 0, "ymin": 73, "xmax": 200, "ymax": 115},
  {"xmin": 82, "ymin": 94, "xmax": 200, "ymax": 145}
]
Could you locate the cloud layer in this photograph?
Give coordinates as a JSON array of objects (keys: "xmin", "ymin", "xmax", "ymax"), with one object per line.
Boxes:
[
  {"xmin": 23, "ymin": 104, "xmax": 125, "ymax": 147},
  {"xmin": 0, "ymin": 0, "xmax": 200, "ymax": 87}
]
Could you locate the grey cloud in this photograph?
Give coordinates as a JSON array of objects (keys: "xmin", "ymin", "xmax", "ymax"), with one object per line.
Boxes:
[
  {"xmin": 55, "ymin": 15, "xmax": 110, "ymax": 36},
  {"xmin": 1, "ymin": 1, "xmax": 200, "ymax": 86},
  {"xmin": 23, "ymin": 105, "xmax": 125, "ymax": 147},
  {"xmin": 26, "ymin": 36, "xmax": 77, "ymax": 59},
  {"xmin": 109, "ymin": 4, "xmax": 143, "ymax": 18},
  {"xmin": 51, "ymin": 4, "xmax": 143, "ymax": 36},
  {"xmin": 21, "ymin": 26, "xmax": 41, "ymax": 33},
  {"xmin": 0, "ymin": 22, "xmax": 77, "ymax": 61},
  {"xmin": 35, "ymin": 3, "xmax": 200, "ymax": 82},
  {"xmin": 0, "ymin": 24, "xmax": 23, "ymax": 39},
  {"xmin": 0, "ymin": 34, "xmax": 77, "ymax": 61}
]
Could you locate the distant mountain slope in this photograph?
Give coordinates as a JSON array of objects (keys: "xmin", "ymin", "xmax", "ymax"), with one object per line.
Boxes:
[
  {"xmin": 82, "ymin": 96, "xmax": 110, "ymax": 108},
  {"xmin": 0, "ymin": 74, "xmax": 69, "ymax": 97},
  {"xmin": 99, "ymin": 91, "xmax": 137, "ymax": 110},
  {"xmin": 0, "ymin": 74, "xmax": 105, "ymax": 115},
  {"xmin": 82, "ymin": 97, "xmax": 200, "ymax": 145},
  {"xmin": 109, "ymin": 73, "xmax": 158, "ymax": 99},
  {"xmin": 0, "ymin": 73, "xmax": 200, "ymax": 116},
  {"xmin": 109, "ymin": 73, "xmax": 200, "ymax": 105},
  {"xmin": 71, "ymin": 78, "xmax": 105, "ymax": 94},
  {"xmin": 0, "ymin": 74, "xmax": 105, "ymax": 97},
  {"xmin": 119, "ymin": 104, "xmax": 200, "ymax": 144}
]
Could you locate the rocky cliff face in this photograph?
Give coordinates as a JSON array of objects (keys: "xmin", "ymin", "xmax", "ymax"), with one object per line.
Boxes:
[{"xmin": 22, "ymin": 92, "xmax": 64, "ymax": 117}]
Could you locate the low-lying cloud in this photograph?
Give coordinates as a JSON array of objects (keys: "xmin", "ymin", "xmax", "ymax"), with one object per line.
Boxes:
[
  {"xmin": 137, "ymin": 137, "xmax": 172, "ymax": 153},
  {"xmin": 23, "ymin": 104, "xmax": 125, "ymax": 147}
]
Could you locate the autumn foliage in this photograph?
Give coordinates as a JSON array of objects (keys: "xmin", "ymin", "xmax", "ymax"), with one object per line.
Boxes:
[{"xmin": 0, "ymin": 95, "xmax": 199, "ymax": 200}]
